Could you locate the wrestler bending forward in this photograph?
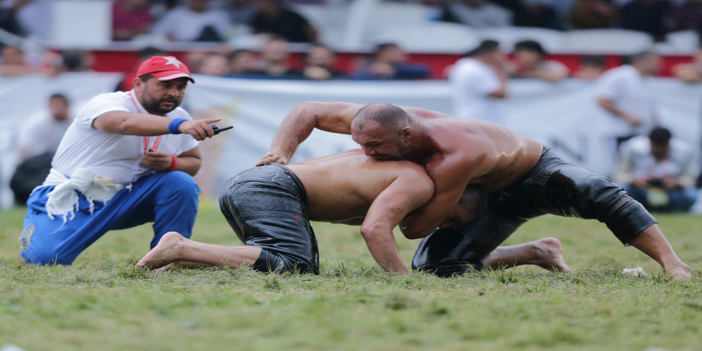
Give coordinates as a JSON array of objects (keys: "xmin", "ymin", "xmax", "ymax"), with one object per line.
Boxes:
[
  {"xmin": 255, "ymin": 102, "xmax": 690, "ymax": 279},
  {"xmin": 138, "ymin": 150, "xmax": 571, "ymax": 274}
]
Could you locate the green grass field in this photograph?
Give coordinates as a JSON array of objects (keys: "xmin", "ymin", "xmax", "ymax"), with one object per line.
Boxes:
[{"xmin": 1, "ymin": 201, "xmax": 701, "ymax": 351}]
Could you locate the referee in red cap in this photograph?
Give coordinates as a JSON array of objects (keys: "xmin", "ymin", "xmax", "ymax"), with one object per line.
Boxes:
[{"xmin": 19, "ymin": 56, "xmax": 219, "ymax": 265}]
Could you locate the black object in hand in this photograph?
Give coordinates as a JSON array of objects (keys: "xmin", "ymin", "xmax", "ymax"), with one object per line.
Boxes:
[{"xmin": 210, "ymin": 124, "xmax": 233, "ymax": 135}]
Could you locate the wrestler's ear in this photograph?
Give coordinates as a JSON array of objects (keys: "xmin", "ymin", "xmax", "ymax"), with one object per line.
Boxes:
[{"xmin": 400, "ymin": 127, "xmax": 412, "ymax": 141}]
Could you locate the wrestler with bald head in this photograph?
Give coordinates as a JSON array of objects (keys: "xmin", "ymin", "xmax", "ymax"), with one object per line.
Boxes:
[{"xmin": 257, "ymin": 102, "xmax": 690, "ymax": 279}]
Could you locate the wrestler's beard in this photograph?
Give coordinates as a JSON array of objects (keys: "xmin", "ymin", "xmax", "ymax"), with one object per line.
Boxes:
[
  {"xmin": 376, "ymin": 142, "xmax": 410, "ymax": 161},
  {"xmin": 391, "ymin": 141, "xmax": 411, "ymax": 160},
  {"xmin": 141, "ymin": 91, "xmax": 181, "ymax": 115}
]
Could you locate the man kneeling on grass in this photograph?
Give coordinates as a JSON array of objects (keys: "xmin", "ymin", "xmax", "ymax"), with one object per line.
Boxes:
[{"xmin": 138, "ymin": 150, "xmax": 571, "ymax": 274}]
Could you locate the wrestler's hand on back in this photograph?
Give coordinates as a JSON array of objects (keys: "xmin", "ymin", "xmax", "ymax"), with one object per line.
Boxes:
[
  {"xmin": 141, "ymin": 151, "xmax": 174, "ymax": 171},
  {"xmin": 256, "ymin": 151, "xmax": 289, "ymax": 166},
  {"xmin": 263, "ymin": 102, "xmax": 363, "ymax": 163},
  {"xmin": 178, "ymin": 118, "xmax": 221, "ymax": 141}
]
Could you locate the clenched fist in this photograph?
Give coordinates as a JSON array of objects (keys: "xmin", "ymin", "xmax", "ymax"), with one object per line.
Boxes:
[
  {"xmin": 142, "ymin": 151, "xmax": 175, "ymax": 171},
  {"xmin": 256, "ymin": 151, "xmax": 289, "ymax": 166},
  {"xmin": 179, "ymin": 118, "xmax": 221, "ymax": 140}
]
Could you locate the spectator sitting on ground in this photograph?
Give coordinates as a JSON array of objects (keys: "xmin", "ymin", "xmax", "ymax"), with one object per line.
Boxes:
[
  {"xmin": 621, "ymin": 0, "xmax": 670, "ymax": 41},
  {"xmin": 249, "ymin": 0, "xmax": 317, "ymax": 43},
  {"xmin": 152, "ymin": 0, "xmax": 231, "ymax": 42},
  {"xmin": 353, "ymin": 43, "xmax": 430, "ymax": 80},
  {"xmin": 228, "ymin": 49, "xmax": 264, "ymax": 75},
  {"xmin": 596, "ymin": 51, "xmax": 661, "ymax": 150},
  {"xmin": 509, "ymin": 40, "xmax": 568, "ymax": 82},
  {"xmin": 615, "ymin": 127, "xmax": 698, "ymax": 212},
  {"xmin": 112, "ymin": 0, "xmax": 153, "ymax": 41},
  {"xmin": 664, "ymin": 0, "xmax": 702, "ymax": 34},
  {"xmin": 673, "ymin": 48, "xmax": 702, "ymax": 83},
  {"xmin": 570, "ymin": 0, "xmax": 618, "ymax": 29},
  {"xmin": 446, "ymin": 0, "xmax": 512, "ymax": 28},
  {"xmin": 11, "ymin": 94, "xmax": 73, "ymax": 205},
  {"xmin": 198, "ymin": 53, "xmax": 230, "ymax": 76},
  {"xmin": 0, "ymin": 45, "xmax": 33, "ymax": 75},
  {"xmin": 449, "ymin": 40, "xmax": 508, "ymax": 125},
  {"xmin": 303, "ymin": 45, "xmax": 344, "ymax": 80},
  {"xmin": 574, "ymin": 55, "xmax": 606, "ymax": 80},
  {"xmin": 224, "ymin": 0, "xmax": 256, "ymax": 26}
]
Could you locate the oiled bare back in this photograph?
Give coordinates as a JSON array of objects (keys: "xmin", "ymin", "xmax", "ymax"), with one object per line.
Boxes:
[
  {"xmin": 288, "ymin": 150, "xmax": 430, "ymax": 222},
  {"xmin": 421, "ymin": 116, "xmax": 543, "ymax": 192}
]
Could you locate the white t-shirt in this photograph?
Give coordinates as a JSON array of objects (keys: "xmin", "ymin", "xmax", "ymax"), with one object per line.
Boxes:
[
  {"xmin": 49, "ymin": 91, "xmax": 199, "ymax": 185},
  {"xmin": 449, "ymin": 57, "xmax": 504, "ymax": 124},
  {"xmin": 18, "ymin": 112, "xmax": 72, "ymax": 160},
  {"xmin": 152, "ymin": 6, "xmax": 231, "ymax": 41},
  {"xmin": 596, "ymin": 65, "xmax": 657, "ymax": 136}
]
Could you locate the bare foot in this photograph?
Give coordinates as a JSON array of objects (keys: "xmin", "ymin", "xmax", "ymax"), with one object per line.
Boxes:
[
  {"xmin": 153, "ymin": 263, "xmax": 174, "ymax": 274},
  {"xmin": 530, "ymin": 237, "xmax": 572, "ymax": 273},
  {"xmin": 136, "ymin": 232, "xmax": 186, "ymax": 270},
  {"xmin": 666, "ymin": 265, "xmax": 691, "ymax": 280}
]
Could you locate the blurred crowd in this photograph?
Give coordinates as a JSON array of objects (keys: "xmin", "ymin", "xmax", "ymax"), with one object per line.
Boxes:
[
  {"xmin": 427, "ymin": 0, "xmax": 702, "ymax": 39},
  {"xmin": 0, "ymin": 0, "xmax": 701, "ymax": 43},
  {"xmin": 0, "ymin": 0, "xmax": 701, "ymax": 81}
]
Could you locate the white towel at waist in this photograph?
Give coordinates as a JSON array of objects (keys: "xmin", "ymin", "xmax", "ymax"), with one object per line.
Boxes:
[{"xmin": 42, "ymin": 168, "xmax": 125, "ymax": 223}]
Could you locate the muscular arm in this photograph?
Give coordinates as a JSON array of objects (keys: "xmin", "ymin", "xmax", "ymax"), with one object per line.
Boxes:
[
  {"xmin": 93, "ymin": 111, "xmax": 219, "ymax": 140},
  {"xmin": 257, "ymin": 102, "xmax": 363, "ymax": 165},
  {"xmin": 360, "ymin": 172, "xmax": 434, "ymax": 274},
  {"xmin": 400, "ymin": 153, "xmax": 473, "ymax": 239}
]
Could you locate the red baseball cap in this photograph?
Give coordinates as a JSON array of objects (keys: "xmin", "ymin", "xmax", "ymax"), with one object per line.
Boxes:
[{"xmin": 136, "ymin": 56, "xmax": 195, "ymax": 83}]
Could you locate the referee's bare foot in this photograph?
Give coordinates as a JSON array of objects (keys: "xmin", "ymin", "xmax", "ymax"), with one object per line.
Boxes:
[
  {"xmin": 531, "ymin": 238, "xmax": 572, "ymax": 273},
  {"xmin": 137, "ymin": 232, "xmax": 185, "ymax": 270}
]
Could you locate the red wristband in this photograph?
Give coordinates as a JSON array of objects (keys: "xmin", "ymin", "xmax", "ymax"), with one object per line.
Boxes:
[{"xmin": 166, "ymin": 155, "xmax": 178, "ymax": 172}]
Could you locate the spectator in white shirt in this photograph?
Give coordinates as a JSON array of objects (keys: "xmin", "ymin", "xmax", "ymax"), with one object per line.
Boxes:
[
  {"xmin": 596, "ymin": 51, "xmax": 661, "ymax": 148},
  {"xmin": 152, "ymin": 0, "xmax": 231, "ymax": 42},
  {"xmin": 11, "ymin": 94, "xmax": 73, "ymax": 205},
  {"xmin": 17, "ymin": 94, "xmax": 72, "ymax": 162},
  {"xmin": 448, "ymin": 0, "xmax": 512, "ymax": 28},
  {"xmin": 449, "ymin": 40, "xmax": 508, "ymax": 124},
  {"xmin": 615, "ymin": 127, "xmax": 698, "ymax": 212}
]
